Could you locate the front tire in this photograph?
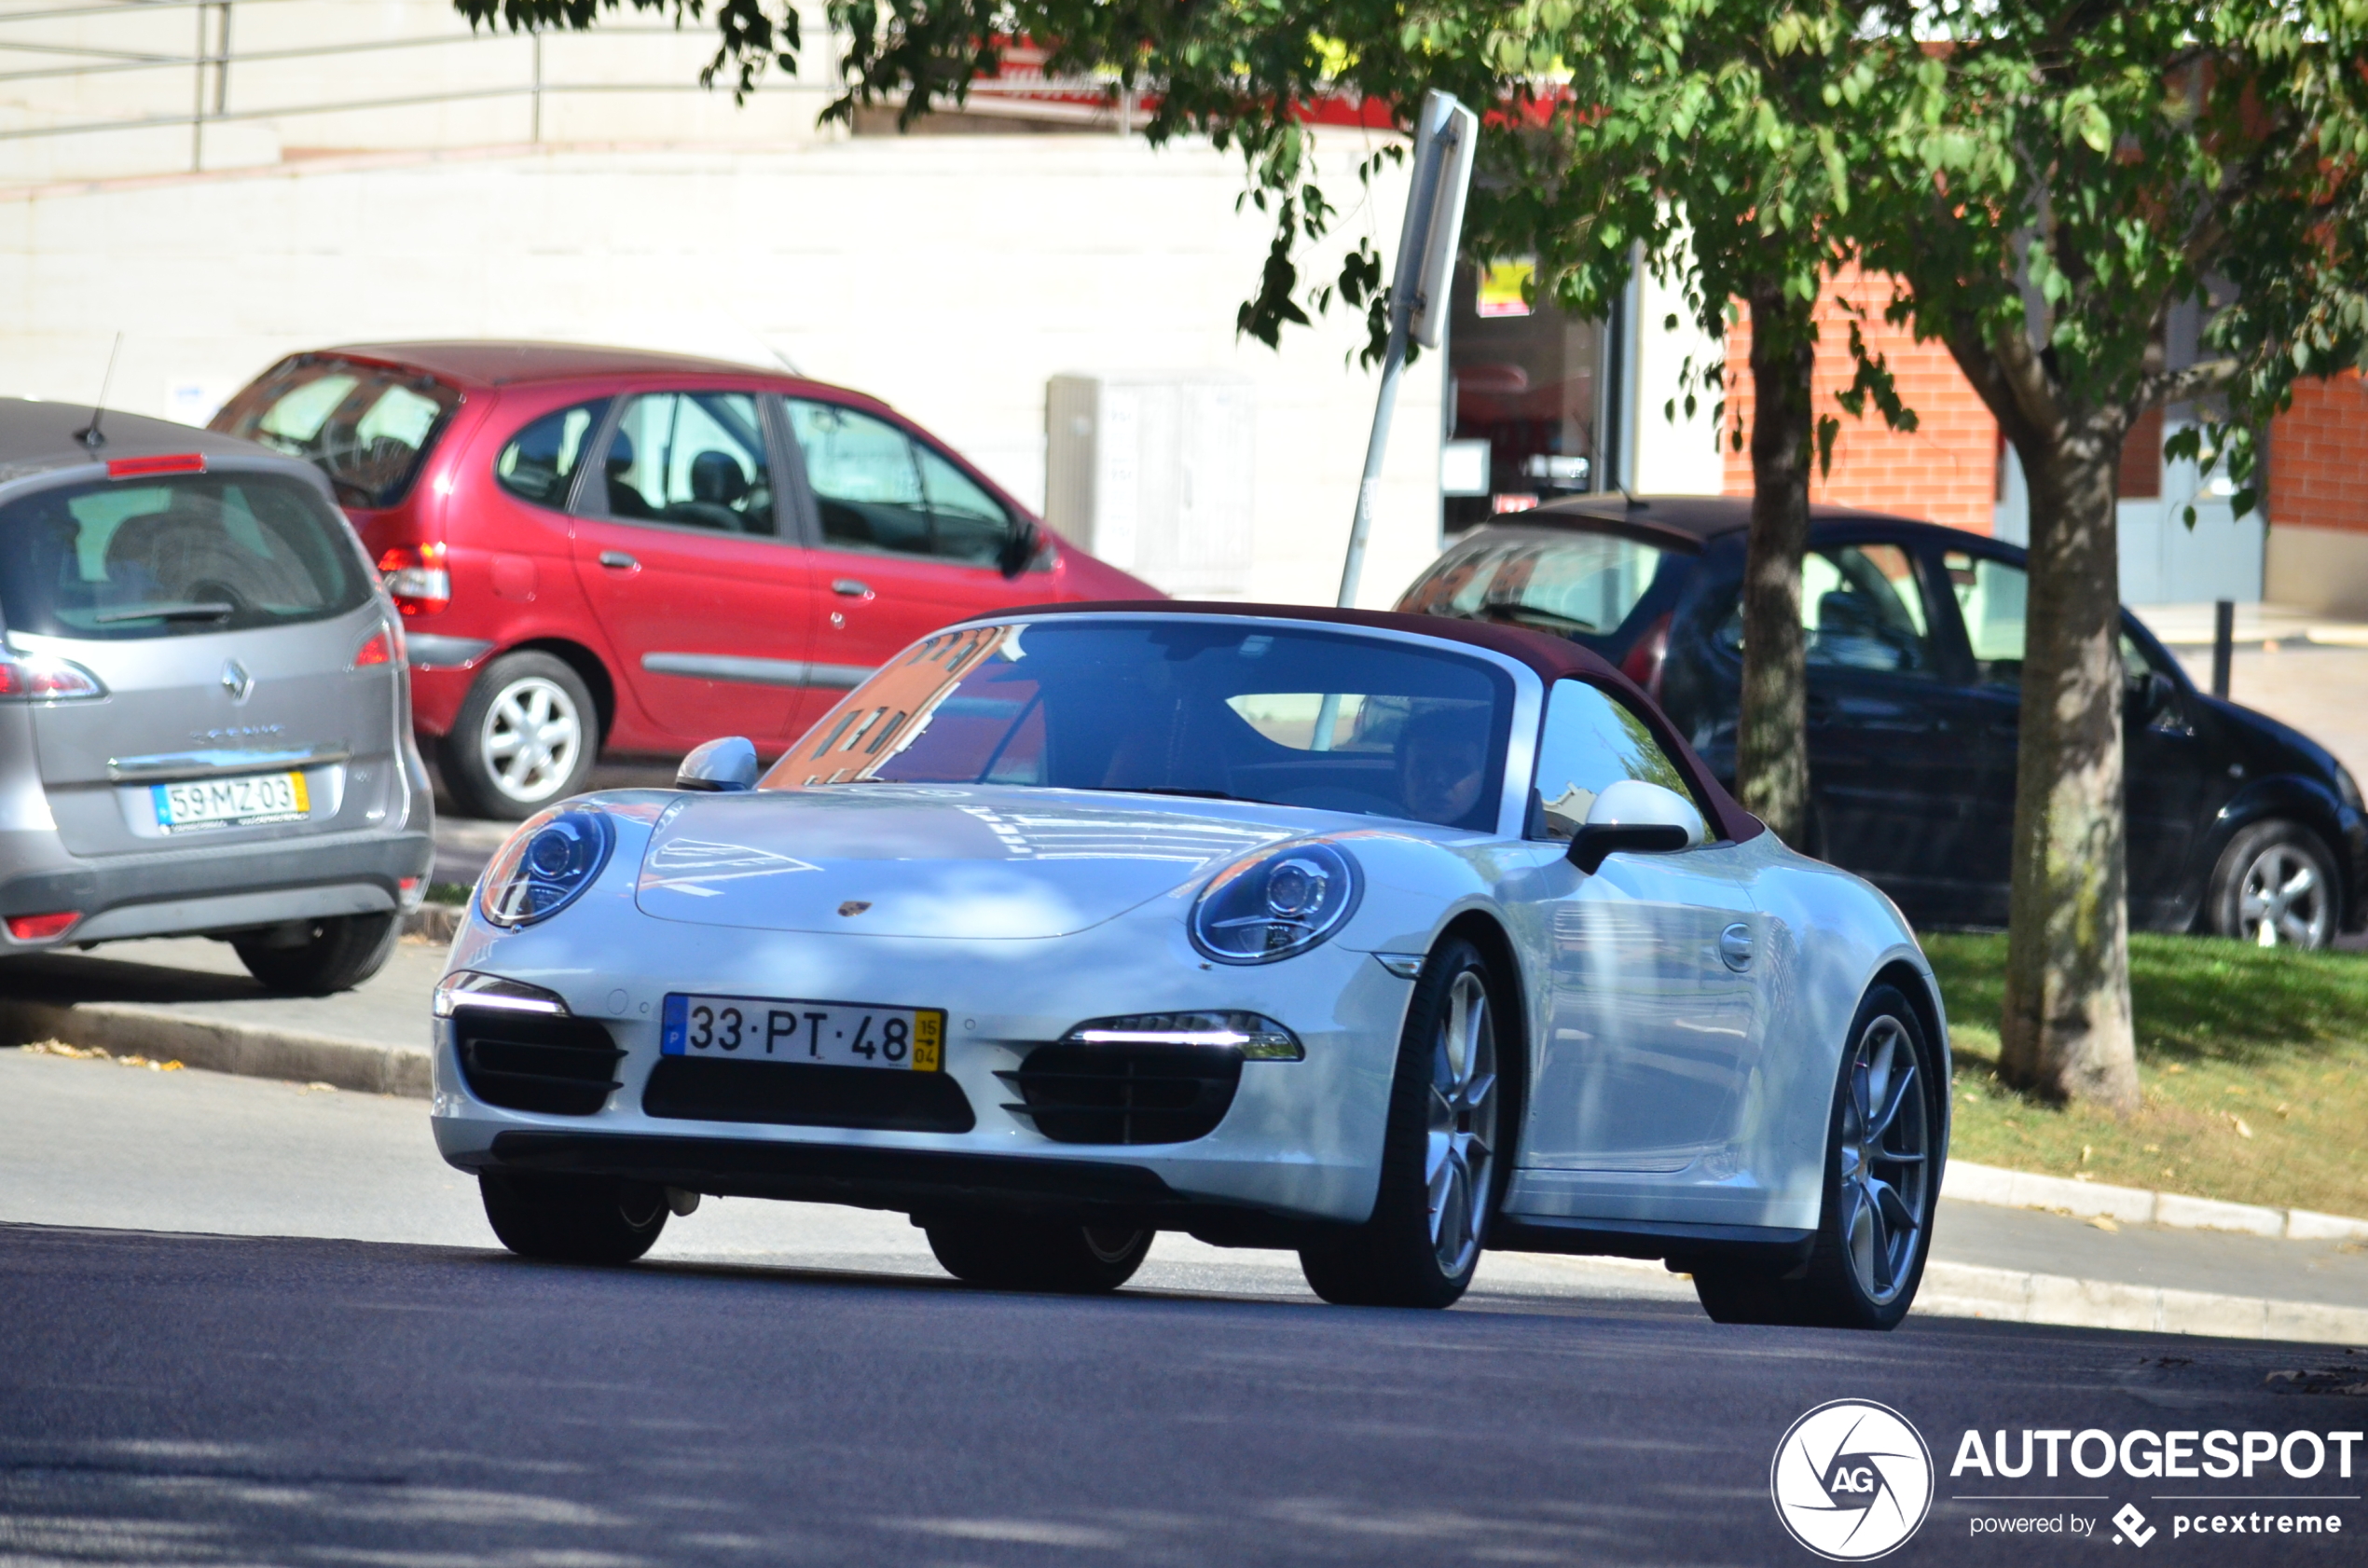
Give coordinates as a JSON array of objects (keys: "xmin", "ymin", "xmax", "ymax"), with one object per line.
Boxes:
[
  {"xmin": 1300, "ymin": 937, "xmax": 1506, "ymax": 1309},
  {"xmin": 1694, "ymin": 984, "xmax": 1937, "ymax": 1329},
  {"xmin": 232, "ymin": 912, "xmax": 400, "ymax": 996},
  {"xmin": 479, "ymin": 1173, "xmax": 668, "ymax": 1264},
  {"xmin": 442, "ymin": 652, "xmax": 597, "ymax": 819},
  {"xmin": 924, "ymin": 1216, "xmax": 1152, "ymax": 1294},
  {"xmin": 2208, "ymin": 819, "xmax": 2337, "ymax": 949}
]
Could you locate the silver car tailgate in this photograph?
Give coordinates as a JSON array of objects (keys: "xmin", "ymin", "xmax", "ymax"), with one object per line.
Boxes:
[{"xmin": 19, "ymin": 605, "xmax": 402, "ymax": 857}]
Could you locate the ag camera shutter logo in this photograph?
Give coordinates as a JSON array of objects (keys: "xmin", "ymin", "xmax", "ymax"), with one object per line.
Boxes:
[{"xmin": 1771, "ymin": 1400, "xmax": 1934, "ymax": 1560}]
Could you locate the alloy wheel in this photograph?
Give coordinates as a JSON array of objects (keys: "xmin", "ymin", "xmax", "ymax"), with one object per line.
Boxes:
[
  {"xmin": 482, "ymin": 675, "xmax": 585, "ymax": 805},
  {"xmin": 1838, "ymin": 1014, "xmax": 1929, "ymax": 1305},
  {"xmin": 1425, "ymin": 969, "xmax": 1498, "ymax": 1279},
  {"xmin": 2238, "ymin": 843, "xmax": 2331, "ymax": 949}
]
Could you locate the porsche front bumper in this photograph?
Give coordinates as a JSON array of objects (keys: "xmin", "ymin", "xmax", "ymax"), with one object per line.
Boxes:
[{"xmin": 430, "ymin": 903, "xmax": 1417, "ymax": 1229}]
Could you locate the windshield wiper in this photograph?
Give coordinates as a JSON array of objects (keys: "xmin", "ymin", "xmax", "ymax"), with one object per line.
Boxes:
[{"xmin": 93, "ymin": 601, "xmax": 236, "ymax": 625}]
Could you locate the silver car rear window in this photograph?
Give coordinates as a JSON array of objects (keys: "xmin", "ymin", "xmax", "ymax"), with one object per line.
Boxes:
[{"xmin": 0, "ymin": 472, "xmax": 372, "ymax": 640}]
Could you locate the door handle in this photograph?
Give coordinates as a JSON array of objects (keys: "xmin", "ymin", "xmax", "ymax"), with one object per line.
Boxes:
[
  {"xmin": 832, "ymin": 578, "xmax": 873, "ymax": 598},
  {"xmin": 599, "ymin": 551, "xmax": 639, "ymax": 571},
  {"xmin": 1718, "ymin": 923, "xmax": 1754, "ymax": 971}
]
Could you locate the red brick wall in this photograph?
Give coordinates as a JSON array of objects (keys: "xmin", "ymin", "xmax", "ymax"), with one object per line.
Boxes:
[
  {"xmin": 2270, "ymin": 372, "xmax": 2368, "ymax": 534},
  {"xmin": 2120, "ymin": 406, "xmax": 2164, "ymax": 500},
  {"xmin": 1718, "ymin": 268, "xmax": 2000, "ymax": 533}
]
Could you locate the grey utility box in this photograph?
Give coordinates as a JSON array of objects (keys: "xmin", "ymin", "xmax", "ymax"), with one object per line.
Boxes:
[{"xmin": 1044, "ymin": 372, "xmax": 1256, "ymax": 598}]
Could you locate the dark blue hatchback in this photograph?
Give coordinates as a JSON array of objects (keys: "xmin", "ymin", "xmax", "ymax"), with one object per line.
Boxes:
[{"xmin": 1397, "ymin": 494, "xmax": 2368, "ymax": 945}]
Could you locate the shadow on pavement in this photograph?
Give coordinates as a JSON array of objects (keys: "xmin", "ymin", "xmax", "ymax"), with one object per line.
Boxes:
[{"xmin": 0, "ymin": 949, "xmax": 267, "ymax": 1006}]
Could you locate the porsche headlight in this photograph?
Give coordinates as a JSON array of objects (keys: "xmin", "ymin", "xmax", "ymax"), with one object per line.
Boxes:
[
  {"xmin": 1190, "ymin": 841, "xmax": 1361, "ymax": 965},
  {"xmin": 2338, "ymin": 764, "xmax": 2363, "ymax": 814},
  {"xmin": 479, "ymin": 806, "xmax": 615, "ymax": 928}
]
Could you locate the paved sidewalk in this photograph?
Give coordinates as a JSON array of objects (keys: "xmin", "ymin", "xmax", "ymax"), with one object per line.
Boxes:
[{"xmin": 0, "ymin": 934, "xmax": 439, "ymax": 1093}]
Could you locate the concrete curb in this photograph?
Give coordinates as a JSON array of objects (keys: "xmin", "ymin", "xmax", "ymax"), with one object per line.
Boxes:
[
  {"xmin": 1914, "ymin": 1259, "xmax": 2368, "ymax": 1346},
  {"xmin": 1521, "ymin": 1254, "xmax": 2368, "ymax": 1346},
  {"xmin": 0, "ymin": 998, "xmax": 430, "ymax": 1098},
  {"xmin": 1943, "ymin": 1159, "xmax": 2368, "ymax": 1243}
]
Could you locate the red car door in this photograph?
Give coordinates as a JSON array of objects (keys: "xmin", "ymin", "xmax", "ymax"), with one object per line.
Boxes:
[
  {"xmin": 778, "ymin": 396, "xmax": 1038, "ymax": 733},
  {"xmin": 571, "ymin": 388, "xmax": 813, "ymax": 747}
]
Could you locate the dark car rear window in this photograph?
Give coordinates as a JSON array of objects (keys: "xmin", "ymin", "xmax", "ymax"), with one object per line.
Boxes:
[
  {"xmin": 212, "ymin": 356, "xmax": 461, "ymax": 508},
  {"xmin": 0, "ymin": 471, "xmax": 373, "ymax": 640}
]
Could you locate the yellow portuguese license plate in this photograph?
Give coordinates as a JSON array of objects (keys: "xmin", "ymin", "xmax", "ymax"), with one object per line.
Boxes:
[{"xmin": 660, "ymin": 993, "xmax": 944, "ymax": 1071}]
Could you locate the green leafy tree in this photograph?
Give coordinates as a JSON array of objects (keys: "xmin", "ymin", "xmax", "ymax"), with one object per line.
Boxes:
[
  {"xmin": 1840, "ymin": 0, "xmax": 2368, "ymax": 1108},
  {"xmin": 1480, "ymin": 0, "xmax": 1915, "ymax": 847},
  {"xmin": 455, "ymin": 0, "xmax": 1906, "ymax": 850}
]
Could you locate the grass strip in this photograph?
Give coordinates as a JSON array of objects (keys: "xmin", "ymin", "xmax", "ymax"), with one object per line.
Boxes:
[{"xmin": 1923, "ymin": 931, "xmax": 2368, "ymax": 1219}]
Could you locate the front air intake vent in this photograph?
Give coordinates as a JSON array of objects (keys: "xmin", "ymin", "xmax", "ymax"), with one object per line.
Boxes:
[
  {"xmin": 1000, "ymin": 1044, "xmax": 1244, "ymax": 1145},
  {"xmin": 642, "ymin": 1059, "xmax": 977, "ymax": 1133},
  {"xmin": 453, "ymin": 1010, "xmax": 625, "ymax": 1116}
]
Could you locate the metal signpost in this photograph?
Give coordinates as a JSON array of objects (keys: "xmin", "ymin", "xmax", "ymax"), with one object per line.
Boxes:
[{"xmin": 1334, "ymin": 89, "xmax": 1480, "ymax": 610}]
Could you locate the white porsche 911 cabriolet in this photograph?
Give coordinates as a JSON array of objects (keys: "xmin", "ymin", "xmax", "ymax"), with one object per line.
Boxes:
[{"xmin": 434, "ymin": 604, "xmax": 1948, "ymax": 1326}]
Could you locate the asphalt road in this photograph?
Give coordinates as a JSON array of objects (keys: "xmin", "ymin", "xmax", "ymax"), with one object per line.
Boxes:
[
  {"xmin": 6, "ymin": 1223, "xmax": 2361, "ymax": 1568},
  {"xmin": 4, "ymin": 1052, "xmax": 2367, "ymax": 1565}
]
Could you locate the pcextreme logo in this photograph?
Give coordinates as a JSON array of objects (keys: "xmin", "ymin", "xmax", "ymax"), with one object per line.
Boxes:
[{"xmin": 1771, "ymin": 1400, "xmax": 1936, "ymax": 1561}]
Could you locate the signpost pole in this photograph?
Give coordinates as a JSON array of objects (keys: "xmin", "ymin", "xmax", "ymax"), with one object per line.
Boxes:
[{"xmin": 1335, "ymin": 89, "xmax": 1479, "ymax": 610}]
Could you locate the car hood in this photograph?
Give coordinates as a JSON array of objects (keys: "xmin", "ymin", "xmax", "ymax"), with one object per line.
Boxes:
[{"xmin": 632, "ymin": 785, "xmax": 1307, "ymax": 939}]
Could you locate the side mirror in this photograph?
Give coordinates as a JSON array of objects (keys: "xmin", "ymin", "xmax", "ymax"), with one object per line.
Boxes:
[
  {"xmin": 2131, "ymin": 668, "xmax": 2176, "ymax": 722},
  {"xmin": 998, "ymin": 518, "xmax": 1044, "ymax": 580},
  {"xmin": 1567, "ymin": 778, "xmax": 1706, "ymax": 874},
  {"xmin": 677, "ymin": 736, "xmax": 759, "ymax": 792}
]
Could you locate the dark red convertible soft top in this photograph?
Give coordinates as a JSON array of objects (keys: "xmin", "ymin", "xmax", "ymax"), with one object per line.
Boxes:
[{"xmin": 1012, "ymin": 599, "xmax": 1767, "ymax": 845}]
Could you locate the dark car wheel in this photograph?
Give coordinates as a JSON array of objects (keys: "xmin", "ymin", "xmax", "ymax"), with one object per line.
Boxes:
[
  {"xmin": 443, "ymin": 652, "xmax": 597, "ymax": 820},
  {"xmin": 924, "ymin": 1215, "xmax": 1152, "ymax": 1293},
  {"xmin": 231, "ymin": 912, "xmax": 400, "ymax": 996},
  {"xmin": 1299, "ymin": 937, "xmax": 1507, "ymax": 1310},
  {"xmin": 2208, "ymin": 819, "xmax": 2338, "ymax": 949},
  {"xmin": 479, "ymin": 1173, "xmax": 668, "ymax": 1264},
  {"xmin": 1693, "ymin": 984, "xmax": 1938, "ymax": 1330}
]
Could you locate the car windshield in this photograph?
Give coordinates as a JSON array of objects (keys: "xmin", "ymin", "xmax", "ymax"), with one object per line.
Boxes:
[
  {"xmin": 213, "ymin": 356, "xmax": 461, "ymax": 509},
  {"xmin": 1397, "ymin": 531, "xmax": 1669, "ymax": 638},
  {"xmin": 764, "ymin": 619, "xmax": 1516, "ymax": 831},
  {"xmin": 0, "ymin": 471, "xmax": 374, "ymax": 640}
]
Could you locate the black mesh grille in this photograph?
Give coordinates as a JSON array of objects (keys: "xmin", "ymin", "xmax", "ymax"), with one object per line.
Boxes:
[
  {"xmin": 642, "ymin": 1057, "xmax": 976, "ymax": 1133},
  {"xmin": 454, "ymin": 1010, "xmax": 624, "ymax": 1117},
  {"xmin": 1001, "ymin": 1044, "xmax": 1244, "ymax": 1145}
]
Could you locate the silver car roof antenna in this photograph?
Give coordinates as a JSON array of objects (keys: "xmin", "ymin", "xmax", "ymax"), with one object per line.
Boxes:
[{"xmin": 75, "ymin": 332, "xmax": 123, "ymax": 450}]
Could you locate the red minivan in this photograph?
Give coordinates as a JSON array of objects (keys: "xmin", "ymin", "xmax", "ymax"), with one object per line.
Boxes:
[{"xmin": 213, "ymin": 343, "xmax": 1159, "ymax": 818}]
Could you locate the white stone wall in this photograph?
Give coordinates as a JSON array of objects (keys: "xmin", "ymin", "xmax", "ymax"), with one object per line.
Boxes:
[
  {"xmin": 0, "ymin": 132, "xmax": 1446, "ymax": 609},
  {"xmin": 1631, "ymin": 256, "xmax": 1727, "ymax": 495}
]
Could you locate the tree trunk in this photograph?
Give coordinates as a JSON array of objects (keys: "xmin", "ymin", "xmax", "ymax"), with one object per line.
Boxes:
[
  {"xmin": 1735, "ymin": 283, "xmax": 1818, "ymax": 847},
  {"xmin": 1999, "ymin": 413, "xmax": 2141, "ymax": 1113}
]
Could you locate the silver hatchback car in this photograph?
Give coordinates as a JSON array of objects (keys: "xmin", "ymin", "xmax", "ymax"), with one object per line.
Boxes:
[{"xmin": 0, "ymin": 398, "xmax": 433, "ymax": 993}]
